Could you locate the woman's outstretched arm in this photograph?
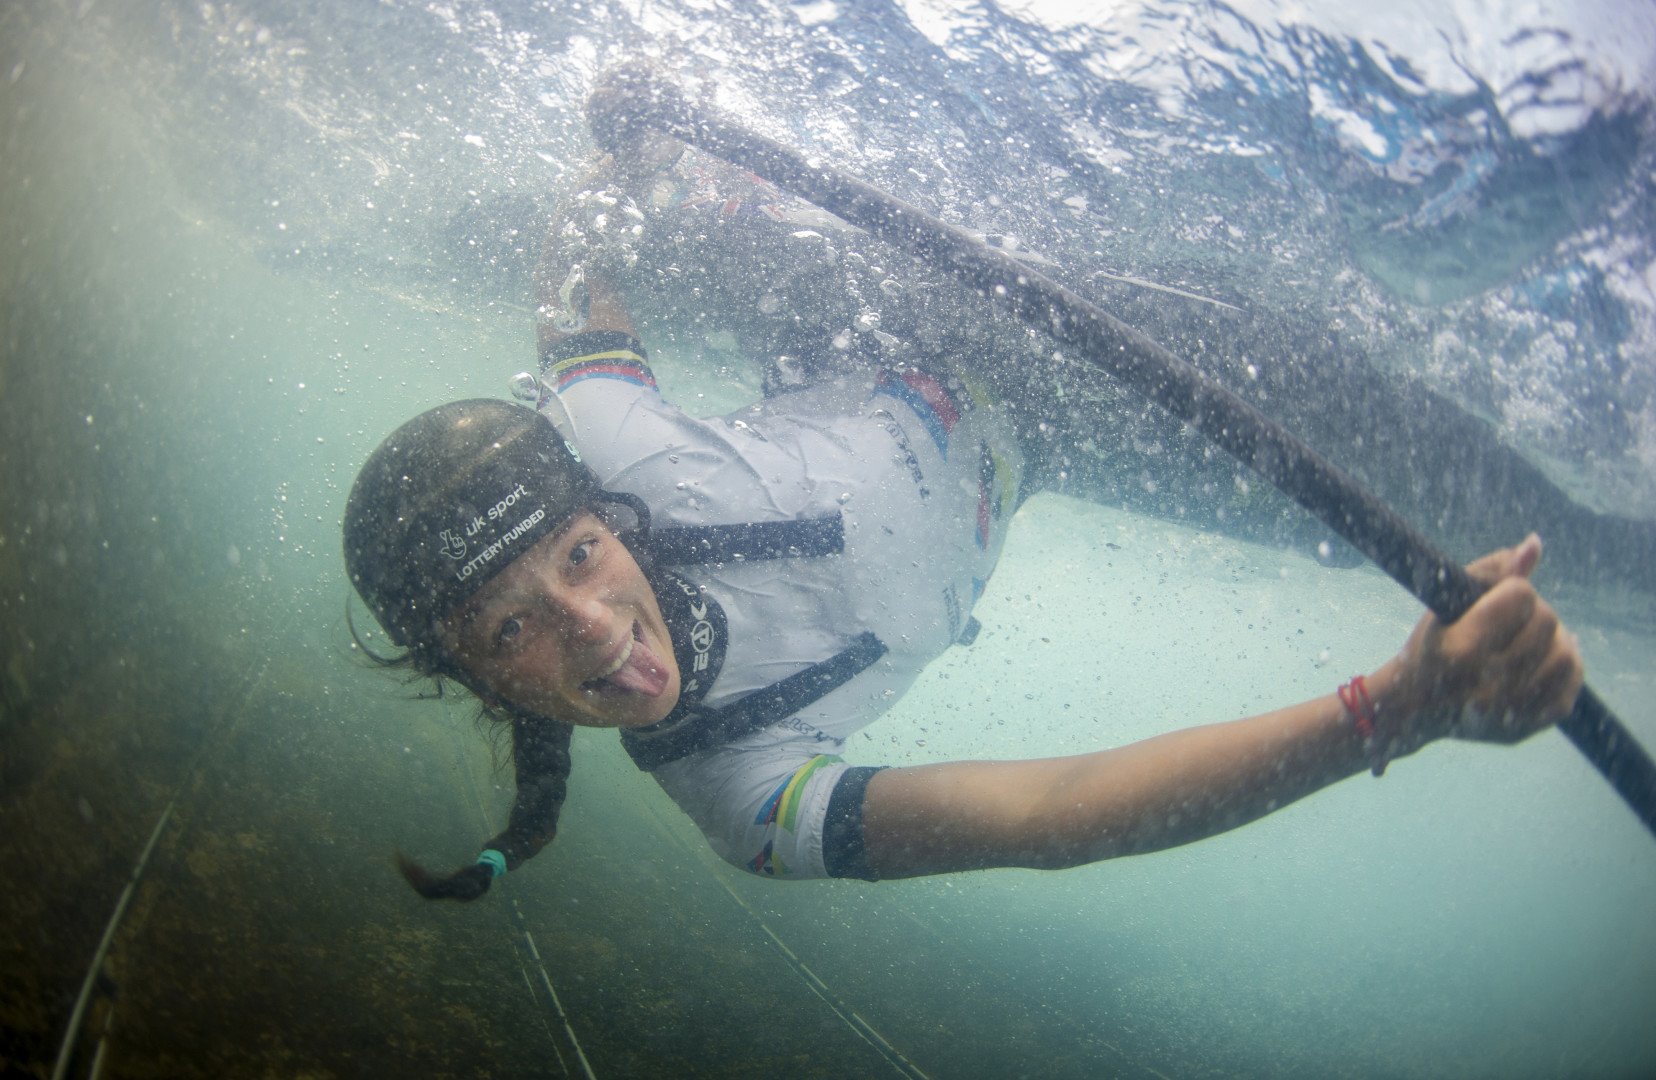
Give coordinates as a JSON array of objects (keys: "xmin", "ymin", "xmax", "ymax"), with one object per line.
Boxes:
[
  {"xmin": 534, "ymin": 133, "xmax": 681, "ymax": 360},
  {"xmin": 861, "ymin": 535, "xmax": 1583, "ymax": 879}
]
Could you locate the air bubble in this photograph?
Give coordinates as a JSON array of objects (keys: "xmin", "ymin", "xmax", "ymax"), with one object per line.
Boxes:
[{"xmin": 508, "ymin": 371, "xmax": 541, "ymax": 402}]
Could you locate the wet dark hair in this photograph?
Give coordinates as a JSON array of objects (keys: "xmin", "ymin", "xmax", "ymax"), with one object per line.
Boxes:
[{"xmin": 347, "ymin": 596, "xmax": 575, "ymax": 902}]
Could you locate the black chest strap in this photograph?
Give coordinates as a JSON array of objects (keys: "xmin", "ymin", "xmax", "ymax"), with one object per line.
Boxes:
[
  {"xmin": 647, "ymin": 513, "xmax": 844, "ymax": 565},
  {"xmin": 621, "ymin": 632, "xmax": 887, "ymax": 772},
  {"xmin": 618, "ymin": 511, "xmax": 887, "ymax": 772}
]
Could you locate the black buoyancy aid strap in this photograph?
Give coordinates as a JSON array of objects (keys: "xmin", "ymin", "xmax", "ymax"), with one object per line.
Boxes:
[
  {"xmin": 648, "ymin": 514, "xmax": 845, "ymax": 565},
  {"xmin": 621, "ymin": 632, "xmax": 888, "ymax": 772}
]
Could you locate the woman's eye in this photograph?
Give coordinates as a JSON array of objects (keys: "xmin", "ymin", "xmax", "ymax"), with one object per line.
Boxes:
[
  {"xmin": 568, "ymin": 537, "xmax": 598, "ymax": 566},
  {"xmin": 495, "ymin": 616, "xmax": 523, "ymax": 647}
]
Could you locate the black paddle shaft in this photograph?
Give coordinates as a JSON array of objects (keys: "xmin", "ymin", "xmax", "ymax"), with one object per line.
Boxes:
[{"xmin": 589, "ymin": 70, "xmax": 1656, "ymax": 840}]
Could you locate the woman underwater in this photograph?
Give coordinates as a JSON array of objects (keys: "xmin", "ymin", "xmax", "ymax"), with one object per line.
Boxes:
[{"xmin": 342, "ymin": 145, "xmax": 1584, "ymax": 901}]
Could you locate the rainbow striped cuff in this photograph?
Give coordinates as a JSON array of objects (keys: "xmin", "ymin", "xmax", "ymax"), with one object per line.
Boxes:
[
  {"xmin": 541, "ymin": 330, "xmax": 657, "ymax": 392},
  {"xmin": 754, "ymin": 754, "xmax": 840, "ymax": 832},
  {"xmin": 877, "ymin": 368, "xmax": 963, "ymax": 454}
]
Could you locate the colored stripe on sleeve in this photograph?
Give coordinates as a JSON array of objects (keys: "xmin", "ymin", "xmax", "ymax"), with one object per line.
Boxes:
[
  {"xmin": 543, "ymin": 328, "xmax": 657, "ymax": 392},
  {"xmin": 551, "ymin": 354, "xmax": 658, "ymax": 392},
  {"xmin": 877, "ymin": 369, "xmax": 963, "ymax": 454},
  {"xmin": 755, "ymin": 754, "xmax": 839, "ymax": 830},
  {"xmin": 539, "ymin": 329, "xmax": 644, "ymax": 368}
]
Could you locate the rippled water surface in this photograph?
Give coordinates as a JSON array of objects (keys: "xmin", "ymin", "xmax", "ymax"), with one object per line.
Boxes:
[{"xmin": 3, "ymin": 1, "xmax": 1653, "ymax": 1077}]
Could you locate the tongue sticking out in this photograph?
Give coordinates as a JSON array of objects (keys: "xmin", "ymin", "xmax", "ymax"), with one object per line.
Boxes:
[{"xmin": 603, "ymin": 631, "xmax": 671, "ymax": 697}]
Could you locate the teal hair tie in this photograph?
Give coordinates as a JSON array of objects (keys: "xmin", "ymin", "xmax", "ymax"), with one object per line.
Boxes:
[{"xmin": 476, "ymin": 849, "xmax": 508, "ymax": 879}]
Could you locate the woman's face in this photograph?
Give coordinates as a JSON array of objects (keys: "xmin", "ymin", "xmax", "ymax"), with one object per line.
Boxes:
[{"xmin": 439, "ymin": 511, "xmax": 681, "ymax": 728}]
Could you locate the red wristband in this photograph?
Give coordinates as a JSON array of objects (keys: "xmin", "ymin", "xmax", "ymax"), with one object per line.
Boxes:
[{"xmin": 1338, "ymin": 674, "xmax": 1388, "ymax": 777}]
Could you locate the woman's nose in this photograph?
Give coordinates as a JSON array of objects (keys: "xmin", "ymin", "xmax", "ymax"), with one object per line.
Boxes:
[{"xmin": 543, "ymin": 583, "xmax": 612, "ymax": 644}]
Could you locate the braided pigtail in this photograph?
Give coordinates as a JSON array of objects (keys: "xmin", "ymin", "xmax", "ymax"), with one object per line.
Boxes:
[{"xmin": 399, "ymin": 717, "xmax": 575, "ymax": 902}]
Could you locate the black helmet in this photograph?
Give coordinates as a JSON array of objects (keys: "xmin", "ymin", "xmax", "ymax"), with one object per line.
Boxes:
[{"xmin": 343, "ymin": 399, "xmax": 600, "ymax": 649}]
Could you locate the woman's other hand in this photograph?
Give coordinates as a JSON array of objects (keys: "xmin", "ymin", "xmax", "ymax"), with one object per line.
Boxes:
[{"xmin": 1392, "ymin": 534, "xmax": 1584, "ymax": 747}]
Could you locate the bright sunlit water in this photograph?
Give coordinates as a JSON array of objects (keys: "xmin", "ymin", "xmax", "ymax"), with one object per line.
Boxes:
[{"xmin": 3, "ymin": 1, "xmax": 1653, "ymax": 1077}]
